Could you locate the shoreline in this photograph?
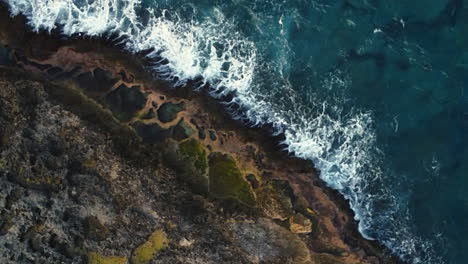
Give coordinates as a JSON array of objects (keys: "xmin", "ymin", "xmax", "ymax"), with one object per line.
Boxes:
[{"xmin": 0, "ymin": 2, "xmax": 403, "ymax": 263}]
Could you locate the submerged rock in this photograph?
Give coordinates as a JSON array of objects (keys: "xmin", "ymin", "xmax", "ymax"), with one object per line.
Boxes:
[
  {"xmin": 157, "ymin": 101, "xmax": 185, "ymax": 123},
  {"xmin": 142, "ymin": 108, "xmax": 156, "ymax": 120},
  {"xmin": 172, "ymin": 119, "xmax": 194, "ymax": 141},
  {"xmin": 208, "ymin": 130, "xmax": 217, "ymax": 141},
  {"xmin": 133, "ymin": 121, "xmax": 172, "ymax": 143},
  {"xmin": 106, "ymin": 84, "xmax": 147, "ymax": 121}
]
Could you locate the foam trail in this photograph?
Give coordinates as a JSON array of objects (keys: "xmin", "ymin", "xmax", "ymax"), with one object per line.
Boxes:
[{"xmin": 3, "ymin": 1, "xmax": 441, "ymax": 263}]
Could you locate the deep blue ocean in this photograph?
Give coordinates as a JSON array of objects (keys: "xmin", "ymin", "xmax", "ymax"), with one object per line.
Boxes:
[{"xmin": 5, "ymin": 0, "xmax": 468, "ymax": 263}]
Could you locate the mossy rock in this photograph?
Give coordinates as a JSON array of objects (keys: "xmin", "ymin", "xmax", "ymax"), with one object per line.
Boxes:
[
  {"xmin": 157, "ymin": 102, "xmax": 185, "ymax": 123},
  {"xmin": 88, "ymin": 252, "xmax": 127, "ymax": 264},
  {"xmin": 176, "ymin": 139, "xmax": 208, "ymax": 193},
  {"xmin": 208, "ymin": 153, "xmax": 256, "ymax": 207},
  {"xmin": 131, "ymin": 229, "xmax": 168, "ymax": 264},
  {"xmin": 178, "ymin": 139, "xmax": 207, "ymax": 173}
]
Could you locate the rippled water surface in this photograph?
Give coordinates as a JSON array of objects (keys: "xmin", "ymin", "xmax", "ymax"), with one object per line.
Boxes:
[{"xmin": 5, "ymin": 0, "xmax": 468, "ymax": 263}]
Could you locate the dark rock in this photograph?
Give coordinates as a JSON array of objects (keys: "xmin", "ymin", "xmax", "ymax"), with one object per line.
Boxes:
[
  {"xmin": 76, "ymin": 69, "xmax": 117, "ymax": 94},
  {"xmin": 93, "ymin": 68, "xmax": 118, "ymax": 88},
  {"xmin": 46, "ymin": 67, "xmax": 63, "ymax": 76},
  {"xmin": 0, "ymin": 212, "xmax": 14, "ymax": 236},
  {"xmin": 83, "ymin": 216, "xmax": 109, "ymax": 241},
  {"xmin": 208, "ymin": 130, "xmax": 217, "ymax": 141},
  {"xmin": 53, "ymin": 66, "xmax": 82, "ymax": 80},
  {"xmin": 133, "ymin": 121, "xmax": 172, "ymax": 144},
  {"xmin": 0, "ymin": 44, "xmax": 11, "ymax": 66},
  {"xmin": 245, "ymin": 174, "xmax": 259, "ymax": 189},
  {"xmin": 106, "ymin": 84, "xmax": 147, "ymax": 121},
  {"xmin": 198, "ymin": 128, "xmax": 206, "ymax": 140},
  {"xmin": 172, "ymin": 119, "xmax": 194, "ymax": 141},
  {"xmin": 142, "ymin": 108, "xmax": 156, "ymax": 120},
  {"xmin": 157, "ymin": 102, "xmax": 185, "ymax": 123},
  {"xmin": 75, "ymin": 72, "xmax": 99, "ymax": 92}
]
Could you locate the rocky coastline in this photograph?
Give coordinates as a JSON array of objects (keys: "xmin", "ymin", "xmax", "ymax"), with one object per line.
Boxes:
[{"xmin": 0, "ymin": 3, "xmax": 402, "ymax": 264}]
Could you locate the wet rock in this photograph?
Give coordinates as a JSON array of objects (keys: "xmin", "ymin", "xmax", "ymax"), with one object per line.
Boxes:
[
  {"xmin": 0, "ymin": 44, "xmax": 11, "ymax": 66},
  {"xmin": 75, "ymin": 72, "xmax": 100, "ymax": 92},
  {"xmin": 133, "ymin": 121, "xmax": 172, "ymax": 144},
  {"xmin": 46, "ymin": 67, "xmax": 63, "ymax": 76},
  {"xmin": 172, "ymin": 119, "xmax": 194, "ymax": 141},
  {"xmin": 76, "ymin": 69, "xmax": 118, "ymax": 95},
  {"xmin": 142, "ymin": 108, "xmax": 156, "ymax": 120},
  {"xmin": 93, "ymin": 68, "xmax": 118, "ymax": 88},
  {"xmin": 208, "ymin": 130, "xmax": 217, "ymax": 141},
  {"xmin": 106, "ymin": 84, "xmax": 147, "ymax": 121},
  {"xmin": 157, "ymin": 102, "xmax": 185, "ymax": 123},
  {"xmin": 289, "ymin": 213, "xmax": 312, "ymax": 234},
  {"xmin": 198, "ymin": 128, "xmax": 206, "ymax": 140}
]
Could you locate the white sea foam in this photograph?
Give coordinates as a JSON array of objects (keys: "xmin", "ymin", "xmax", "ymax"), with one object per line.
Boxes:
[{"xmin": 4, "ymin": 0, "xmax": 441, "ymax": 263}]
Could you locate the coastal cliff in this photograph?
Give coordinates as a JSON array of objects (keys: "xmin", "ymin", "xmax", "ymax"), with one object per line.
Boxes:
[{"xmin": 0, "ymin": 3, "xmax": 401, "ymax": 264}]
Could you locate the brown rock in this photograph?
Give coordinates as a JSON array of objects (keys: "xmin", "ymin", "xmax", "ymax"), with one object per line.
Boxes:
[{"xmin": 289, "ymin": 213, "xmax": 312, "ymax": 234}]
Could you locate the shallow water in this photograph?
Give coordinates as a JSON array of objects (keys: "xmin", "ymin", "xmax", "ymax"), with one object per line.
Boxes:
[{"xmin": 5, "ymin": 0, "xmax": 468, "ymax": 263}]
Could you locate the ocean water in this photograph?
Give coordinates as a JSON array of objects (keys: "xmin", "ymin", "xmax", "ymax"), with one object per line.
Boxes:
[{"xmin": 4, "ymin": 0, "xmax": 468, "ymax": 263}]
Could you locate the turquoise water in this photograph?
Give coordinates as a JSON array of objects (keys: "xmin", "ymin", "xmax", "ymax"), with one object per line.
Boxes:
[{"xmin": 5, "ymin": 0, "xmax": 468, "ymax": 263}]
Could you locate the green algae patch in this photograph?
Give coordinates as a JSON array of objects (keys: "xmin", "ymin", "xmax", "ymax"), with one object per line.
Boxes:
[
  {"xmin": 88, "ymin": 252, "xmax": 127, "ymax": 264},
  {"xmin": 208, "ymin": 153, "xmax": 256, "ymax": 207},
  {"xmin": 178, "ymin": 139, "xmax": 207, "ymax": 173},
  {"xmin": 131, "ymin": 229, "xmax": 168, "ymax": 264}
]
